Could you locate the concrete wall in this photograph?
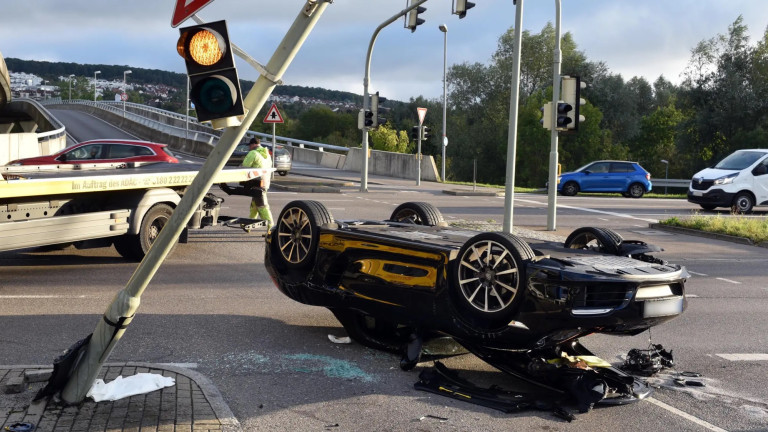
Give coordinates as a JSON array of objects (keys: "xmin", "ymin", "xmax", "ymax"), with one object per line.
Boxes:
[
  {"xmin": 288, "ymin": 146, "xmax": 440, "ymax": 181},
  {"xmin": 0, "ymin": 99, "xmax": 66, "ymax": 165}
]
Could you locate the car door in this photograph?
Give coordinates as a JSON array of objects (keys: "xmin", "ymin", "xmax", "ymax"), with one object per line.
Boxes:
[
  {"xmin": 579, "ymin": 162, "xmax": 611, "ymax": 191},
  {"xmin": 608, "ymin": 162, "xmax": 634, "ymax": 191},
  {"xmin": 751, "ymin": 155, "xmax": 768, "ymax": 206}
]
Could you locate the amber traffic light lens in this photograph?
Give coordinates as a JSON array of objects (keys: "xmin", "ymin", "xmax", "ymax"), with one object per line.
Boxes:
[{"xmin": 187, "ymin": 29, "xmax": 224, "ymax": 66}]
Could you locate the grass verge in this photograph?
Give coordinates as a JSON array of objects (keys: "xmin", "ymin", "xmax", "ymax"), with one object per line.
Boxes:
[{"xmin": 659, "ymin": 214, "xmax": 768, "ymax": 244}]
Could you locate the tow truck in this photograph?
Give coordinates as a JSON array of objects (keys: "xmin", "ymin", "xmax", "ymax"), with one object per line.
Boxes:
[{"xmin": 0, "ymin": 161, "xmax": 271, "ymax": 260}]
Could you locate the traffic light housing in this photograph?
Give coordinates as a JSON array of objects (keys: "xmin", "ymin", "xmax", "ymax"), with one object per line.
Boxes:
[
  {"xmin": 405, "ymin": 0, "xmax": 426, "ymax": 32},
  {"xmin": 368, "ymin": 91, "xmax": 387, "ymax": 128},
  {"xmin": 454, "ymin": 0, "xmax": 475, "ymax": 18},
  {"xmin": 177, "ymin": 20, "xmax": 244, "ymax": 129},
  {"xmin": 421, "ymin": 126, "xmax": 432, "ymax": 141},
  {"xmin": 540, "ymin": 102, "xmax": 553, "ymax": 130},
  {"xmin": 555, "ymin": 101, "xmax": 573, "ymax": 130},
  {"xmin": 411, "ymin": 126, "xmax": 420, "ymax": 140},
  {"xmin": 561, "ymin": 75, "xmax": 586, "ymax": 131},
  {"xmin": 363, "ymin": 110, "xmax": 374, "ymax": 128}
]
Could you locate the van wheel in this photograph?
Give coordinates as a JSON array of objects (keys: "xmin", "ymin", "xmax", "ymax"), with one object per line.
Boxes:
[{"xmin": 731, "ymin": 192, "xmax": 754, "ymax": 214}]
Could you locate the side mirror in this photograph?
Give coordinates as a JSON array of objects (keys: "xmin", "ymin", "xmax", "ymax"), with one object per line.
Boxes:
[
  {"xmin": 58, "ymin": 153, "xmax": 68, "ymax": 162},
  {"xmin": 583, "ymin": 170, "xmax": 591, "ymax": 175}
]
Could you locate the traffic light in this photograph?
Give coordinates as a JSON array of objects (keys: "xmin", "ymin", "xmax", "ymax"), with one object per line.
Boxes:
[
  {"xmin": 364, "ymin": 110, "xmax": 374, "ymax": 128},
  {"xmin": 177, "ymin": 20, "xmax": 244, "ymax": 129},
  {"xmin": 421, "ymin": 126, "xmax": 432, "ymax": 141},
  {"xmin": 370, "ymin": 91, "xmax": 386, "ymax": 128},
  {"xmin": 454, "ymin": 0, "xmax": 475, "ymax": 18},
  {"xmin": 561, "ymin": 75, "xmax": 586, "ymax": 131},
  {"xmin": 555, "ymin": 101, "xmax": 573, "ymax": 130},
  {"xmin": 411, "ymin": 126, "xmax": 421, "ymax": 141},
  {"xmin": 405, "ymin": 0, "xmax": 426, "ymax": 32}
]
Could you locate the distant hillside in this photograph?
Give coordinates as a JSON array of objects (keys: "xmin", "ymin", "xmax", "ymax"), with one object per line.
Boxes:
[{"xmin": 5, "ymin": 57, "xmax": 364, "ymax": 104}]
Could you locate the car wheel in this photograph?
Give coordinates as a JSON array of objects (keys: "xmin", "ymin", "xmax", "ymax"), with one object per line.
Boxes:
[
  {"xmin": 561, "ymin": 181, "xmax": 579, "ymax": 196},
  {"xmin": 273, "ymin": 200, "xmax": 333, "ymax": 269},
  {"xmin": 564, "ymin": 227, "xmax": 621, "ymax": 255},
  {"xmin": 699, "ymin": 204, "xmax": 717, "ymax": 211},
  {"xmin": 453, "ymin": 232, "xmax": 534, "ymax": 328},
  {"xmin": 278, "ymin": 171, "xmax": 287, "ymax": 176},
  {"xmin": 389, "ymin": 202, "xmax": 444, "ymax": 226},
  {"xmin": 731, "ymin": 192, "xmax": 754, "ymax": 214},
  {"xmin": 628, "ymin": 183, "xmax": 645, "ymax": 198},
  {"xmin": 114, "ymin": 204, "xmax": 176, "ymax": 261}
]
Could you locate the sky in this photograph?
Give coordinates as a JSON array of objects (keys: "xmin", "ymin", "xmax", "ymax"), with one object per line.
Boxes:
[{"xmin": 2, "ymin": 0, "xmax": 768, "ymax": 103}]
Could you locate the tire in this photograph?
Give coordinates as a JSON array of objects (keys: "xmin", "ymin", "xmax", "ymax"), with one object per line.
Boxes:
[
  {"xmin": 731, "ymin": 192, "xmax": 754, "ymax": 214},
  {"xmin": 273, "ymin": 200, "xmax": 334, "ymax": 270},
  {"xmin": 114, "ymin": 203, "xmax": 175, "ymax": 261},
  {"xmin": 278, "ymin": 171, "xmax": 287, "ymax": 176},
  {"xmin": 564, "ymin": 227, "xmax": 621, "ymax": 255},
  {"xmin": 628, "ymin": 183, "xmax": 645, "ymax": 198},
  {"xmin": 453, "ymin": 232, "xmax": 534, "ymax": 328},
  {"xmin": 561, "ymin": 181, "xmax": 579, "ymax": 196},
  {"xmin": 389, "ymin": 202, "xmax": 444, "ymax": 226},
  {"xmin": 699, "ymin": 204, "xmax": 717, "ymax": 211}
]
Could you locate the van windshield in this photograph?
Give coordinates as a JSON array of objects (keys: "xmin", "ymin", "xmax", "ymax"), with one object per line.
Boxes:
[{"xmin": 714, "ymin": 151, "xmax": 767, "ymax": 170}]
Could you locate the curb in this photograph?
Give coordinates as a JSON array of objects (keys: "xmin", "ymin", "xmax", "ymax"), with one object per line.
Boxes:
[
  {"xmin": 648, "ymin": 223, "xmax": 767, "ymax": 248},
  {"xmin": 442, "ymin": 189, "xmax": 503, "ymax": 197}
]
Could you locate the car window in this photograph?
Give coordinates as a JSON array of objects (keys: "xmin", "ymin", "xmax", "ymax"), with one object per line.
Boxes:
[
  {"xmin": 108, "ymin": 144, "xmax": 154, "ymax": 158},
  {"xmin": 610, "ymin": 162, "xmax": 634, "ymax": 173},
  {"xmin": 586, "ymin": 162, "xmax": 610, "ymax": 173},
  {"xmin": 64, "ymin": 144, "xmax": 102, "ymax": 161},
  {"xmin": 714, "ymin": 151, "xmax": 768, "ymax": 170},
  {"xmin": 275, "ymin": 147, "xmax": 290, "ymax": 157}
]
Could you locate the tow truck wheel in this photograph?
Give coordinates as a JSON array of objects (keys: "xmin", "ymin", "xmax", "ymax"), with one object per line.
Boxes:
[
  {"xmin": 273, "ymin": 200, "xmax": 334, "ymax": 270},
  {"xmin": 389, "ymin": 202, "xmax": 444, "ymax": 226},
  {"xmin": 564, "ymin": 227, "xmax": 621, "ymax": 255},
  {"xmin": 453, "ymin": 232, "xmax": 534, "ymax": 328},
  {"xmin": 114, "ymin": 203, "xmax": 175, "ymax": 261}
]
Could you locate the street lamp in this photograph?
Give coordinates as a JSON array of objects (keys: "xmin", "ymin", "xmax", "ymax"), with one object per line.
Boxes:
[
  {"xmin": 439, "ymin": 23, "xmax": 448, "ymax": 183},
  {"xmin": 660, "ymin": 159, "xmax": 669, "ymax": 195},
  {"xmin": 94, "ymin": 70, "xmax": 101, "ymax": 101},
  {"xmin": 68, "ymin": 74, "xmax": 75, "ymax": 100},
  {"xmin": 123, "ymin": 70, "xmax": 132, "ymax": 116}
]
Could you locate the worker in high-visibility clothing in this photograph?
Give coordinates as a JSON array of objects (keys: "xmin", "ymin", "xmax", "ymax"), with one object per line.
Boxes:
[{"xmin": 241, "ymin": 137, "xmax": 273, "ymax": 231}]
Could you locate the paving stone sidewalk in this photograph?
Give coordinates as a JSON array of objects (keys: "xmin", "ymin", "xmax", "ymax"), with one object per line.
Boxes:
[{"xmin": 1, "ymin": 363, "xmax": 240, "ymax": 432}]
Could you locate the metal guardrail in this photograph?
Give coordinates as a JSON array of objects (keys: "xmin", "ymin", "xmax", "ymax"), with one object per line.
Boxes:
[
  {"xmin": 653, "ymin": 179, "xmax": 690, "ymax": 188},
  {"xmin": 47, "ymin": 99, "xmax": 349, "ymax": 154}
]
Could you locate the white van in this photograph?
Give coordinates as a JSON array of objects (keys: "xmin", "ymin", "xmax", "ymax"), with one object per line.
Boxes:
[{"xmin": 687, "ymin": 149, "xmax": 768, "ymax": 213}]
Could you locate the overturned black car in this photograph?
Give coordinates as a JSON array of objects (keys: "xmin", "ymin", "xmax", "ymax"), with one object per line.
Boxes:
[{"xmin": 264, "ymin": 200, "xmax": 687, "ymax": 412}]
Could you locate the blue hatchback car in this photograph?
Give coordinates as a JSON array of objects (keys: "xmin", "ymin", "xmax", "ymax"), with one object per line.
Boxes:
[{"xmin": 557, "ymin": 160, "xmax": 652, "ymax": 198}]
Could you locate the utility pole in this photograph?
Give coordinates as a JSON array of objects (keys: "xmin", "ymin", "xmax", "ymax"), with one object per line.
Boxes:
[
  {"xmin": 546, "ymin": 0, "xmax": 562, "ymax": 231},
  {"xmin": 502, "ymin": 0, "xmax": 524, "ymax": 234}
]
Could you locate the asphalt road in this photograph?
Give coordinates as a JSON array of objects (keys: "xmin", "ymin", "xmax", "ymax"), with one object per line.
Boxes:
[{"xmin": 2, "ymin": 109, "xmax": 767, "ymax": 431}]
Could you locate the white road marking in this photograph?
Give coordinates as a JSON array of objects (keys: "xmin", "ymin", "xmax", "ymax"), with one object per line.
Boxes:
[
  {"xmin": 685, "ymin": 294, "xmax": 700, "ymax": 298},
  {"xmin": 646, "ymin": 398, "xmax": 728, "ymax": 432},
  {"xmin": 715, "ymin": 277, "xmax": 741, "ymax": 284},
  {"xmin": 157, "ymin": 363, "xmax": 199, "ymax": 369},
  {"xmin": 716, "ymin": 354, "xmax": 768, "ymax": 361},
  {"xmin": 688, "ymin": 271, "xmax": 708, "ymax": 277},
  {"xmin": 514, "ymin": 198, "xmax": 658, "ymax": 223}
]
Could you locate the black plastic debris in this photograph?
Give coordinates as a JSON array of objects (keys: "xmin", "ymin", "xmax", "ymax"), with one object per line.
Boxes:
[
  {"xmin": 621, "ymin": 343, "xmax": 674, "ymax": 376},
  {"xmin": 34, "ymin": 334, "xmax": 92, "ymax": 401},
  {"xmin": 414, "ymin": 361, "xmax": 574, "ymax": 421}
]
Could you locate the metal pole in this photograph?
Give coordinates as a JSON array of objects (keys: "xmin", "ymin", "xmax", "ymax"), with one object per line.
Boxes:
[
  {"xmin": 123, "ymin": 70, "xmax": 132, "ymax": 117},
  {"xmin": 94, "ymin": 71, "xmax": 100, "ymax": 101},
  {"xmin": 361, "ymin": 0, "xmax": 429, "ymax": 192},
  {"xmin": 546, "ymin": 0, "xmax": 562, "ymax": 231},
  {"xmin": 661, "ymin": 159, "xmax": 669, "ymax": 195},
  {"xmin": 416, "ymin": 133, "xmax": 422, "ymax": 186},
  {"xmin": 185, "ymin": 77, "xmax": 189, "ymax": 143},
  {"xmin": 60, "ymin": 0, "xmax": 331, "ymax": 404},
  {"xmin": 440, "ymin": 24, "xmax": 447, "ymax": 182},
  {"xmin": 502, "ymin": 0, "xmax": 524, "ymax": 234},
  {"xmin": 68, "ymin": 75, "xmax": 74, "ymax": 100}
]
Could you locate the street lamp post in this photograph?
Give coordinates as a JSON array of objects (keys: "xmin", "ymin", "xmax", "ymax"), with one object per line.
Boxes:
[
  {"xmin": 123, "ymin": 70, "xmax": 132, "ymax": 117},
  {"xmin": 94, "ymin": 70, "xmax": 101, "ymax": 101},
  {"xmin": 439, "ymin": 23, "xmax": 447, "ymax": 183},
  {"xmin": 660, "ymin": 159, "xmax": 669, "ymax": 195},
  {"xmin": 68, "ymin": 74, "xmax": 75, "ymax": 100}
]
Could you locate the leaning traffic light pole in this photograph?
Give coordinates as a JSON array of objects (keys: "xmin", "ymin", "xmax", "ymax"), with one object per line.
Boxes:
[
  {"xmin": 58, "ymin": 0, "xmax": 331, "ymax": 404},
  {"xmin": 546, "ymin": 0, "xmax": 563, "ymax": 232}
]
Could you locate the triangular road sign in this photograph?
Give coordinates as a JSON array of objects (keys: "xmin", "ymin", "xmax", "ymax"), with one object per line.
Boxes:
[
  {"xmin": 263, "ymin": 103, "xmax": 284, "ymax": 123},
  {"xmin": 171, "ymin": 0, "xmax": 216, "ymax": 27},
  {"xmin": 417, "ymin": 107, "xmax": 427, "ymax": 126}
]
